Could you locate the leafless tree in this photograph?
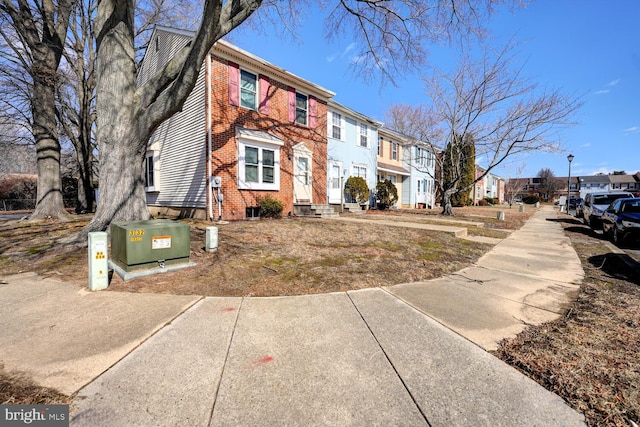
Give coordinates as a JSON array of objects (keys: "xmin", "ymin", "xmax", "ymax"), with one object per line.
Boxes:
[
  {"xmin": 387, "ymin": 43, "xmax": 580, "ymax": 215},
  {"xmin": 85, "ymin": 0, "xmax": 524, "ymax": 232},
  {"xmin": 504, "ymin": 162, "xmax": 525, "ymax": 208},
  {"xmin": 0, "ymin": 0, "xmax": 76, "ymax": 220},
  {"xmin": 536, "ymin": 167, "xmax": 559, "ymax": 202}
]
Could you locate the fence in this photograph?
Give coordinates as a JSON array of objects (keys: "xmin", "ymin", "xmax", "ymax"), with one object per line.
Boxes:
[{"xmin": 1, "ymin": 199, "xmax": 77, "ymax": 211}]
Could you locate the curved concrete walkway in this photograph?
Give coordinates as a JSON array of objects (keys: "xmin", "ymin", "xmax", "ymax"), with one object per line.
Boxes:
[{"xmin": 0, "ymin": 206, "xmax": 586, "ymax": 426}]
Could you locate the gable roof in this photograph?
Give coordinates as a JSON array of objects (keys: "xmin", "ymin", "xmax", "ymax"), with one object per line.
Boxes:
[
  {"xmin": 149, "ymin": 26, "xmax": 335, "ymax": 101},
  {"xmin": 328, "ymin": 100, "xmax": 383, "ymax": 128}
]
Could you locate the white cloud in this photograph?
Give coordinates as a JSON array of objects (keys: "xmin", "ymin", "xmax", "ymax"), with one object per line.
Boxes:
[
  {"xmin": 327, "ymin": 42, "xmax": 357, "ymax": 63},
  {"xmin": 590, "ymin": 167, "xmax": 612, "ymax": 175},
  {"xmin": 580, "ymin": 142, "xmax": 591, "ymax": 148},
  {"xmin": 594, "ymin": 90, "xmax": 610, "ymax": 95},
  {"xmin": 608, "ymin": 78, "xmax": 621, "ymax": 86},
  {"xmin": 623, "ymin": 126, "xmax": 640, "ymax": 134}
]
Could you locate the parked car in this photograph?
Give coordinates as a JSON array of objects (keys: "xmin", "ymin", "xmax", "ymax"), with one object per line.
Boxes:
[
  {"xmin": 569, "ymin": 197, "xmax": 583, "ymax": 217},
  {"xmin": 601, "ymin": 197, "xmax": 640, "ymax": 246},
  {"xmin": 582, "ymin": 191, "xmax": 634, "ymax": 230},
  {"xmin": 575, "ymin": 198, "xmax": 585, "ymax": 218}
]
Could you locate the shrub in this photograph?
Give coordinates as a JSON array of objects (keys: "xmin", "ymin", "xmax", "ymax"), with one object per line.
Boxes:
[
  {"xmin": 478, "ymin": 199, "xmax": 489, "ymax": 206},
  {"xmin": 258, "ymin": 196, "xmax": 284, "ymax": 219},
  {"xmin": 375, "ymin": 179, "xmax": 398, "ymax": 210},
  {"xmin": 522, "ymin": 195, "xmax": 541, "ymax": 205},
  {"xmin": 345, "ymin": 176, "xmax": 369, "ymax": 204},
  {"xmin": 484, "ymin": 197, "xmax": 499, "ymax": 205}
]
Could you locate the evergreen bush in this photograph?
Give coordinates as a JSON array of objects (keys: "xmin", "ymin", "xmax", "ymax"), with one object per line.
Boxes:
[
  {"xmin": 345, "ymin": 176, "xmax": 370, "ymax": 204},
  {"xmin": 522, "ymin": 195, "xmax": 541, "ymax": 204},
  {"xmin": 258, "ymin": 196, "xmax": 284, "ymax": 218},
  {"xmin": 375, "ymin": 179, "xmax": 398, "ymax": 210}
]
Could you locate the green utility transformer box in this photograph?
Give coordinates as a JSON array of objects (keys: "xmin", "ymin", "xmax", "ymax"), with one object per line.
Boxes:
[{"xmin": 110, "ymin": 220, "xmax": 191, "ymax": 272}]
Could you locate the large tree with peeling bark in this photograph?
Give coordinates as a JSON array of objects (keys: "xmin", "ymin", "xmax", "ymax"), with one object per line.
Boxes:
[
  {"xmin": 387, "ymin": 44, "xmax": 580, "ymax": 215},
  {"xmin": 86, "ymin": 0, "xmax": 522, "ymax": 232}
]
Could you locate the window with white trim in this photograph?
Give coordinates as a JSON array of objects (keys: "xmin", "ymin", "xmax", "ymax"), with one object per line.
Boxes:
[
  {"xmin": 391, "ymin": 142, "xmax": 398, "ymax": 160},
  {"xmin": 359, "ymin": 123, "xmax": 368, "ymax": 147},
  {"xmin": 296, "ymin": 92, "xmax": 308, "ymax": 126},
  {"xmin": 238, "ymin": 139, "xmax": 280, "ymax": 191},
  {"xmin": 353, "ymin": 164, "xmax": 367, "ymax": 179},
  {"xmin": 330, "ymin": 111, "xmax": 343, "ymax": 140},
  {"xmin": 240, "ymin": 70, "xmax": 257, "ymax": 110},
  {"xmin": 145, "ymin": 152, "xmax": 157, "ymax": 191}
]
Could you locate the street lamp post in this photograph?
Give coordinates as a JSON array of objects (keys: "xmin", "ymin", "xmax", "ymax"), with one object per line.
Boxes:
[{"xmin": 566, "ymin": 154, "xmax": 574, "ymax": 213}]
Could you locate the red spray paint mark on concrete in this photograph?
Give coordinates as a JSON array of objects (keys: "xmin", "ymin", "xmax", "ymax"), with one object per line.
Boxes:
[
  {"xmin": 256, "ymin": 355, "xmax": 274, "ymax": 364},
  {"xmin": 219, "ymin": 307, "xmax": 236, "ymax": 312}
]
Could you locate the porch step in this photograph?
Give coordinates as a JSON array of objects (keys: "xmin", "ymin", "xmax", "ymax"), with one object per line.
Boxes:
[
  {"xmin": 294, "ymin": 204, "xmax": 339, "ymax": 219},
  {"xmin": 343, "ymin": 203, "xmax": 365, "ymax": 214}
]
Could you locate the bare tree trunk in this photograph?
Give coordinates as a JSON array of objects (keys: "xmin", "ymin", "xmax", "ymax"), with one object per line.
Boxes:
[
  {"xmin": 440, "ymin": 187, "xmax": 455, "ymax": 216},
  {"xmin": 86, "ymin": 2, "xmax": 150, "ymax": 231},
  {"xmin": 75, "ymin": 138, "xmax": 94, "ymax": 212},
  {"xmin": 31, "ymin": 52, "xmax": 68, "ymax": 220},
  {"xmin": 90, "ymin": 134, "xmax": 149, "ymax": 230}
]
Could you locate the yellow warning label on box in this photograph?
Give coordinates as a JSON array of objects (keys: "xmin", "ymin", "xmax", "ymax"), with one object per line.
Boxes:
[{"xmin": 152, "ymin": 235, "xmax": 172, "ymax": 249}]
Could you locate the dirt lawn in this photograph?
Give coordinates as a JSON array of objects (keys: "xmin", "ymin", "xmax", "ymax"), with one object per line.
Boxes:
[
  {"xmin": 0, "ymin": 206, "xmax": 529, "ymax": 296},
  {"xmin": 2, "ymin": 205, "xmax": 639, "ymax": 426}
]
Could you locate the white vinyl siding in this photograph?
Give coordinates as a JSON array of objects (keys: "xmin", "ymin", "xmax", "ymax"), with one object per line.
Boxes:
[
  {"xmin": 138, "ymin": 29, "xmax": 192, "ymax": 86},
  {"xmin": 144, "ymin": 33, "xmax": 207, "ymax": 208}
]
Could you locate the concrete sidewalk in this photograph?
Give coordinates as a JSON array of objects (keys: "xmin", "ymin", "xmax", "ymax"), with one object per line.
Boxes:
[{"xmin": 0, "ymin": 205, "xmax": 586, "ymax": 426}]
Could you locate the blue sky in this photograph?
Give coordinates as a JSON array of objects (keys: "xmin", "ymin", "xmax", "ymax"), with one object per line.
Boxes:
[{"xmin": 227, "ymin": 0, "xmax": 640, "ymax": 179}]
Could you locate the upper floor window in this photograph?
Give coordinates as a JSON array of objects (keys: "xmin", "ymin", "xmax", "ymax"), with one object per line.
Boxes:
[
  {"xmin": 378, "ymin": 138, "xmax": 382, "ymax": 156},
  {"xmin": 330, "ymin": 112, "xmax": 343, "ymax": 140},
  {"xmin": 296, "ymin": 93, "xmax": 308, "ymax": 126},
  {"xmin": 359, "ymin": 124, "xmax": 368, "ymax": 147},
  {"xmin": 391, "ymin": 142, "xmax": 398, "ymax": 160},
  {"xmin": 229, "ymin": 63, "xmax": 270, "ymax": 114},
  {"xmin": 240, "ymin": 70, "xmax": 257, "ymax": 110}
]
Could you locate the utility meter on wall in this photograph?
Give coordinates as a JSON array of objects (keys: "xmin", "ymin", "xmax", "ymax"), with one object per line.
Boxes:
[{"xmin": 211, "ymin": 176, "xmax": 222, "ymax": 188}]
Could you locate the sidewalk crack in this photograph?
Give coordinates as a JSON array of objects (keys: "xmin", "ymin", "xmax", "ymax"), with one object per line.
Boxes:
[
  {"xmin": 346, "ymin": 292, "xmax": 432, "ymax": 427},
  {"xmin": 207, "ymin": 297, "xmax": 244, "ymax": 425}
]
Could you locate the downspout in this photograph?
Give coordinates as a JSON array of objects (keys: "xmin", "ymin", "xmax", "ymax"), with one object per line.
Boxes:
[{"xmin": 206, "ymin": 53, "xmax": 213, "ymax": 221}]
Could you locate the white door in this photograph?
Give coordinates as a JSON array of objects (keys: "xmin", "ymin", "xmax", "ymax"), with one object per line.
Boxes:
[
  {"xmin": 328, "ymin": 161, "xmax": 342, "ymax": 204},
  {"xmin": 293, "ymin": 144, "xmax": 313, "ymax": 203}
]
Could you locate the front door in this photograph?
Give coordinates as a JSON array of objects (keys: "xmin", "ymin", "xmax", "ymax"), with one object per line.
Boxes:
[
  {"xmin": 293, "ymin": 143, "xmax": 313, "ymax": 204},
  {"xmin": 328, "ymin": 161, "xmax": 342, "ymax": 204}
]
